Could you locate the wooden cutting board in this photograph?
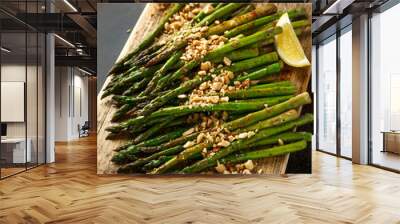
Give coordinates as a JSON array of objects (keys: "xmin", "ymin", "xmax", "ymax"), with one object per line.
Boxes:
[{"xmin": 97, "ymin": 3, "xmax": 312, "ymax": 175}]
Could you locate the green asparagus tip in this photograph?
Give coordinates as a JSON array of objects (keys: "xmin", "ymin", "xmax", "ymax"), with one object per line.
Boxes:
[
  {"xmin": 105, "ymin": 125, "xmax": 124, "ymax": 133},
  {"xmin": 111, "ymin": 152, "xmax": 137, "ymax": 165},
  {"xmin": 101, "ymin": 90, "xmax": 111, "ymax": 99}
]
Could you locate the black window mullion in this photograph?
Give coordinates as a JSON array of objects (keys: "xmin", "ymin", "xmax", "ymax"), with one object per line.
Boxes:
[
  {"xmin": 25, "ymin": 0, "xmax": 28, "ymax": 171},
  {"xmin": 315, "ymin": 44, "xmax": 320, "ymax": 151},
  {"xmin": 336, "ymin": 25, "xmax": 341, "ymax": 157},
  {"xmin": 367, "ymin": 11, "xmax": 373, "ymax": 165},
  {"xmin": 36, "ymin": 0, "xmax": 39, "ymax": 167}
]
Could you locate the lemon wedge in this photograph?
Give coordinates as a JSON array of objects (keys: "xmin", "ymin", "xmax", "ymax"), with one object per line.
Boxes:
[{"xmin": 274, "ymin": 13, "xmax": 310, "ymax": 67}]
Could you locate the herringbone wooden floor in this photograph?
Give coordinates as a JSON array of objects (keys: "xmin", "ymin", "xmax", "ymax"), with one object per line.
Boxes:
[{"xmin": 1, "ymin": 136, "xmax": 399, "ymax": 224}]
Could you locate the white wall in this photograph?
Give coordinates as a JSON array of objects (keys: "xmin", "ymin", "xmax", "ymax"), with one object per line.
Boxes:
[
  {"xmin": 1, "ymin": 63, "xmax": 46, "ymax": 163},
  {"xmin": 54, "ymin": 66, "xmax": 89, "ymax": 141},
  {"xmin": 1, "ymin": 64, "xmax": 33, "ymax": 138}
]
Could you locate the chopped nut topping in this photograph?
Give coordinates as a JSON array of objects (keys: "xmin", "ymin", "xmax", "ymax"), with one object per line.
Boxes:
[
  {"xmin": 203, "ymin": 4, "xmax": 214, "ymax": 14},
  {"xmin": 219, "ymin": 96, "xmax": 229, "ymax": 103},
  {"xmin": 183, "ymin": 140, "xmax": 195, "ymax": 148},
  {"xmin": 164, "ymin": 3, "xmax": 202, "ymax": 34},
  {"xmin": 223, "ymin": 57, "xmax": 232, "ymax": 66},
  {"xmin": 244, "ymin": 160, "xmax": 255, "ymax": 171},
  {"xmin": 197, "ymin": 133, "xmax": 206, "ymax": 143},
  {"xmin": 178, "ymin": 94, "xmax": 187, "ymax": 99},
  {"xmin": 242, "ymin": 169, "xmax": 252, "ymax": 175},
  {"xmin": 183, "ymin": 128, "xmax": 195, "ymax": 136},
  {"xmin": 217, "ymin": 140, "xmax": 230, "ymax": 147},
  {"xmin": 200, "ymin": 61, "xmax": 212, "ymax": 71},
  {"xmin": 238, "ymin": 132, "xmax": 248, "ymax": 139},
  {"xmin": 181, "ymin": 31, "xmax": 227, "ymax": 61},
  {"xmin": 215, "ymin": 161, "xmax": 226, "ymax": 173}
]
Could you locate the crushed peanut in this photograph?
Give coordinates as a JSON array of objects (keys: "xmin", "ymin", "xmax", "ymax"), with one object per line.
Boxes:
[
  {"xmin": 203, "ymin": 4, "xmax": 214, "ymax": 14},
  {"xmin": 244, "ymin": 160, "xmax": 255, "ymax": 171},
  {"xmin": 183, "ymin": 128, "xmax": 195, "ymax": 136},
  {"xmin": 217, "ymin": 140, "xmax": 230, "ymax": 147},
  {"xmin": 223, "ymin": 57, "xmax": 232, "ymax": 66},
  {"xmin": 164, "ymin": 3, "xmax": 202, "ymax": 34},
  {"xmin": 183, "ymin": 140, "xmax": 195, "ymax": 148},
  {"xmin": 200, "ymin": 61, "xmax": 212, "ymax": 71},
  {"xmin": 238, "ymin": 132, "xmax": 248, "ymax": 139},
  {"xmin": 181, "ymin": 32, "xmax": 228, "ymax": 62},
  {"xmin": 215, "ymin": 161, "xmax": 226, "ymax": 173},
  {"xmin": 178, "ymin": 94, "xmax": 187, "ymax": 99},
  {"xmin": 242, "ymin": 169, "xmax": 252, "ymax": 175}
]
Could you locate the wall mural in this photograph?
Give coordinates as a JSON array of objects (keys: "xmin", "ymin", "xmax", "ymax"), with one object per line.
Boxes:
[{"xmin": 97, "ymin": 3, "xmax": 313, "ymax": 175}]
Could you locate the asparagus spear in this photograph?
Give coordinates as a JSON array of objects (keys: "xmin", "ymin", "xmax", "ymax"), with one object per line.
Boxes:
[
  {"xmin": 133, "ymin": 117, "xmax": 174, "ymax": 144},
  {"xmin": 249, "ymin": 81, "xmax": 293, "ymax": 89},
  {"xmin": 240, "ymin": 109, "xmax": 299, "ymax": 132},
  {"xmin": 250, "ymin": 132, "xmax": 312, "ymax": 147},
  {"xmin": 235, "ymin": 61, "xmax": 283, "ymax": 81},
  {"xmin": 111, "ymin": 104, "xmax": 135, "ymax": 122},
  {"xmin": 112, "ymin": 95, "xmax": 148, "ymax": 106},
  {"xmin": 228, "ymin": 52, "xmax": 279, "ymax": 73},
  {"xmin": 231, "ymin": 4, "xmax": 255, "ymax": 17},
  {"xmin": 207, "ymin": 4, "xmax": 277, "ymax": 35},
  {"xmin": 181, "ymin": 114, "xmax": 313, "ymax": 173},
  {"xmin": 211, "ymin": 47, "xmax": 259, "ymax": 63},
  {"xmin": 149, "ymin": 96, "xmax": 292, "ymax": 118},
  {"xmin": 223, "ymin": 92, "xmax": 312, "ymax": 130},
  {"xmin": 179, "ymin": 140, "xmax": 308, "ymax": 173},
  {"xmin": 192, "ymin": 3, "xmax": 224, "ymax": 24},
  {"xmin": 118, "ymin": 145, "xmax": 185, "ymax": 173},
  {"xmin": 196, "ymin": 3, "xmax": 244, "ymax": 27},
  {"xmin": 236, "ymin": 95, "xmax": 292, "ymax": 104},
  {"xmin": 224, "ymin": 8, "xmax": 306, "ymax": 38},
  {"xmin": 142, "ymin": 155, "xmax": 173, "ymax": 172},
  {"xmin": 140, "ymin": 132, "xmax": 201, "ymax": 155},
  {"xmin": 220, "ymin": 140, "xmax": 307, "ymax": 165},
  {"xmin": 226, "ymin": 86, "xmax": 297, "ymax": 100},
  {"xmin": 151, "ymin": 142, "xmax": 211, "ymax": 174},
  {"xmin": 114, "ymin": 128, "xmax": 187, "ymax": 152}
]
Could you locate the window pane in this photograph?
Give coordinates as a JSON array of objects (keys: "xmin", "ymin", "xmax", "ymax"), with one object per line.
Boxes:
[
  {"xmin": 27, "ymin": 31, "xmax": 38, "ymax": 168},
  {"xmin": 1, "ymin": 31, "xmax": 28, "ymax": 177},
  {"xmin": 38, "ymin": 32, "xmax": 45, "ymax": 165},
  {"xmin": 371, "ymin": 3, "xmax": 400, "ymax": 171},
  {"xmin": 339, "ymin": 28, "xmax": 352, "ymax": 158},
  {"xmin": 317, "ymin": 36, "xmax": 337, "ymax": 154}
]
